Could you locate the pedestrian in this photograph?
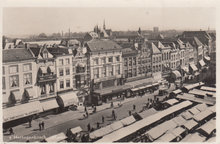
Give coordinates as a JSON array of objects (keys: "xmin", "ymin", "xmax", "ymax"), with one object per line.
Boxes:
[
  {"xmin": 111, "ymin": 102, "xmax": 113, "ymax": 108},
  {"xmin": 9, "ymin": 127, "xmax": 14, "ymax": 135},
  {"xmin": 28, "ymin": 118, "xmax": 32, "ymax": 128},
  {"xmin": 86, "ymin": 111, "xmax": 89, "ymax": 117},
  {"xmin": 41, "ymin": 121, "xmax": 45, "ymax": 130},
  {"xmin": 129, "ymin": 110, "xmax": 131, "ymax": 116},
  {"xmin": 133, "ymin": 104, "xmax": 136, "ymax": 111},
  {"xmin": 87, "ymin": 123, "xmax": 91, "ymax": 132},
  {"xmin": 39, "ymin": 122, "xmax": 41, "ymax": 131},
  {"xmin": 97, "ymin": 122, "xmax": 100, "ymax": 129},
  {"xmin": 102, "ymin": 115, "xmax": 104, "ymax": 123},
  {"xmin": 84, "ymin": 106, "xmax": 87, "ymax": 112}
]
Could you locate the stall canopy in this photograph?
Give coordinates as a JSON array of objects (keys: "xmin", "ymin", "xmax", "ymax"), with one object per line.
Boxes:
[
  {"xmin": 204, "ymin": 56, "xmax": 211, "ymax": 61},
  {"xmin": 195, "ymin": 104, "xmax": 208, "ymax": 112},
  {"xmin": 90, "ymin": 125, "xmax": 113, "ymax": 139},
  {"xmin": 155, "ymin": 132, "xmax": 176, "ymax": 142},
  {"xmin": 182, "ymin": 119, "xmax": 198, "ymax": 130},
  {"xmin": 57, "ymin": 91, "xmax": 79, "ymax": 107},
  {"xmin": 181, "ymin": 111, "xmax": 194, "ymax": 120},
  {"xmin": 190, "ymin": 63, "xmax": 198, "ymax": 72},
  {"xmin": 40, "ymin": 99, "xmax": 59, "ymax": 111},
  {"xmin": 163, "ymin": 99, "xmax": 179, "ymax": 106},
  {"xmin": 188, "ymin": 107, "xmax": 200, "ymax": 115},
  {"xmin": 110, "ymin": 121, "xmax": 124, "ymax": 131},
  {"xmin": 171, "ymin": 89, "xmax": 182, "ymax": 95},
  {"xmin": 193, "ymin": 109, "xmax": 213, "ymax": 122},
  {"xmin": 182, "ymin": 132, "xmax": 206, "ymax": 142},
  {"xmin": 120, "ymin": 116, "xmax": 136, "ymax": 126},
  {"xmin": 199, "ymin": 60, "xmax": 206, "ymax": 67},
  {"xmin": 138, "ymin": 108, "xmax": 158, "ymax": 119},
  {"xmin": 3, "ymin": 101, "xmax": 43, "ymax": 122},
  {"xmin": 70, "ymin": 126, "xmax": 82, "ymax": 135},
  {"xmin": 170, "ymin": 127, "xmax": 186, "ymax": 137},
  {"xmin": 45, "ymin": 132, "xmax": 67, "ymax": 142},
  {"xmin": 172, "ymin": 116, "xmax": 187, "ymax": 126},
  {"xmin": 181, "ymin": 66, "xmax": 189, "ymax": 73},
  {"xmin": 198, "ymin": 120, "xmax": 216, "ymax": 136},
  {"xmin": 172, "ymin": 70, "xmax": 182, "ymax": 78},
  {"xmin": 200, "ymin": 86, "xmax": 216, "ymax": 92},
  {"xmin": 39, "ymin": 66, "xmax": 47, "ymax": 74}
]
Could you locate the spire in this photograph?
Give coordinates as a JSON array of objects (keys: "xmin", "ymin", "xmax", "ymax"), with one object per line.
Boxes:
[
  {"xmin": 138, "ymin": 27, "xmax": 141, "ymax": 35},
  {"xmin": 103, "ymin": 19, "xmax": 106, "ymax": 30}
]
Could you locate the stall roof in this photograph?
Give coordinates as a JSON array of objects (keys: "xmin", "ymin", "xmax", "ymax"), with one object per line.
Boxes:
[
  {"xmin": 90, "ymin": 125, "xmax": 113, "ymax": 139},
  {"xmin": 198, "ymin": 120, "xmax": 216, "ymax": 135},
  {"xmin": 204, "ymin": 56, "xmax": 211, "ymax": 61},
  {"xmin": 45, "ymin": 132, "xmax": 67, "ymax": 142},
  {"xmin": 182, "ymin": 132, "xmax": 206, "ymax": 142},
  {"xmin": 96, "ymin": 101, "xmax": 192, "ymax": 142},
  {"xmin": 170, "ymin": 127, "xmax": 186, "ymax": 137},
  {"xmin": 120, "ymin": 116, "xmax": 136, "ymax": 126},
  {"xmin": 176, "ymin": 94, "xmax": 215, "ymax": 105},
  {"xmin": 171, "ymin": 89, "xmax": 182, "ymax": 95},
  {"xmin": 183, "ymin": 82, "xmax": 204, "ymax": 91},
  {"xmin": 131, "ymin": 87, "xmax": 140, "ymax": 92},
  {"xmin": 208, "ymin": 105, "xmax": 216, "ymax": 113},
  {"xmin": 200, "ymin": 86, "xmax": 216, "ymax": 92},
  {"xmin": 155, "ymin": 132, "xmax": 176, "ymax": 142},
  {"xmin": 110, "ymin": 121, "xmax": 124, "ymax": 131},
  {"xmin": 189, "ymin": 89, "xmax": 207, "ymax": 96},
  {"xmin": 183, "ymin": 119, "xmax": 198, "ymax": 130},
  {"xmin": 172, "ymin": 70, "xmax": 182, "ymax": 78},
  {"xmin": 199, "ymin": 59, "xmax": 206, "ymax": 67},
  {"xmin": 194, "ymin": 103, "xmax": 208, "ymax": 112},
  {"xmin": 163, "ymin": 99, "xmax": 179, "ymax": 106},
  {"xmin": 188, "ymin": 107, "xmax": 200, "ymax": 115},
  {"xmin": 70, "ymin": 126, "xmax": 82, "ymax": 135},
  {"xmin": 181, "ymin": 111, "xmax": 194, "ymax": 120},
  {"xmin": 190, "ymin": 63, "xmax": 198, "ymax": 71},
  {"xmin": 172, "ymin": 116, "xmax": 187, "ymax": 126},
  {"xmin": 138, "ymin": 108, "xmax": 158, "ymax": 119},
  {"xmin": 3, "ymin": 101, "xmax": 43, "ymax": 123},
  {"xmin": 193, "ymin": 109, "xmax": 213, "ymax": 122}
]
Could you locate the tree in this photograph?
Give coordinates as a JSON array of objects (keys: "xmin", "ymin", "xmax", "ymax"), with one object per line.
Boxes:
[
  {"xmin": 8, "ymin": 92, "xmax": 16, "ymax": 106},
  {"xmin": 38, "ymin": 33, "xmax": 47, "ymax": 38}
]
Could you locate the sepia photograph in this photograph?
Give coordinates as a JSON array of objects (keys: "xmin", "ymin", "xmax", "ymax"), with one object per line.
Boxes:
[{"xmin": 1, "ymin": 2, "xmax": 217, "ymax": 143}]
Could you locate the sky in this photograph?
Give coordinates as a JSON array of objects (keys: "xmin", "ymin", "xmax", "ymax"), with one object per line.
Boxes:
[{"xmin": 3, "ymin": 7, "xmax": 216, "ymax": 36}]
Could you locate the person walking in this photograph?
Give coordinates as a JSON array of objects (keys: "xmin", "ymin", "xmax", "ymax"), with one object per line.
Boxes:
[
  {"xmin": 86, "ymin": 111, "xmax": 89, "ymax": 117},
  {"xmin": 41, "ymin": 121, "xmax": 45, "ymax": 130},
  {"xmin": 129, "ymin": 110, "xmax": 131, "ymax": 116},
  {"xmin": 133, "ymin": 104, "xmax": 136, "ymax": 111},
  {"xmin": 102, "ymin": 115, "xmax": 105, "ymax": 123},
  {"xmin": 87, "ymin": 123, "xmax": 91, "ymax": 132},
  {"xmin": 39, "ymin": 122, "xmax": 41, "ymax": 131},
  {"xmin": 97, "ymin": 122, "xmax": 100, "ymax": 129},
  {"xmin": 28, "ymin": 117, "xmax": 32, "ymax": 128},
  {"xmin": 84, "ymin": 106, "xmax": 87, "ymax": 112}
]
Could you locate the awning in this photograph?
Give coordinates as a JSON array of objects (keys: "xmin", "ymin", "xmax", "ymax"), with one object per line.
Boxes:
[
  {"xmin": 181, "ymin": 111, "xmax": 194, "ymax": 120},
  {"xmin": 25, "ymin": 88, "xmax": 35, "ymax": 98},
  {"xmin": 152, "ymin": 82, "xmax": 159, "ymax": 86},
  {"xmin": 120, "ymin": 116, "xmax": 136, "ymax": 126},
  {"xmin": 171, "ymin": 89, "xmax": 182, "ymax": 95},
  {"xmin": 11, "ymin": 91, "xmax": 22, "ymax": 101},
  {"xmin": 39, "ymin": 66, "xmax": 47, "ymax": 74},
  {"xmin": 3, "ymin": 101, "xmax": 43, "ymax": 123},
  {"xmin": 190, "ymin": 64, "xmax": 198, "ymax": 72},
  {"xmin": 48, "ymin": 66, "xmax": 55, "ymax": 73},
  {"xmin": 90, "ymin": 125, "xmax": 113, "ymax": 139},
  {"xmin": 172, "ymin": 70, "xmax": 182, "ymax": 78},
  {"xmin": 40, "ymin": 99, "xmax": 59, "ymax": 111},
  {"xmin": 138, "ymin": 108, "xmax": 158, "ymax": 119},
  {"xmin": 182, "ymin": 132, "xmax": 206, "ymax": 142},
  {"xmin": 193, "ymin": 109, "xmax": 213, "ymax": 122},
  {"xmin": 78, "ymin": 62, "xmax": 86, "ymax": 67},
  {"xmin": 204, "ymin": 56, "xmax": 210, "ymax": 61},
  {"xmin": 200, "ymin": 86, "xmax": 216, "ymax": 92},
  {"xmin": 199, "ymin": 60, "xmax": 206, "ymax": 67},
  {"xmin": 131, "ymin": 87, "xmax": 140, "ymax": 92},
  {"xmin": 172, "ymin": 116, "xmax": 187, "ymax": 126},
  {"xmin": 70, "ymin": 126, "xmax": 82, "ymax": 135},
  {"xmin": 163, "ymin": 99, "xmax": 179, "ymax": 106},
  {"xmin": 171, "ymin": 127, "xmax": 186, "ymax": 137},
  {"xmin": 188, "ymin": 107, "xmax": 200, "ymax": 115},
  {"xmin": 110, "ymin": 121, "xmax": 123, "ymax": 131},
  {"xmin": 183, "ymin": 119, "xmax": 198, "ymax": 130},
  {"xmin": 57, "ymin": 91, "xmax": 79, "ymax": 107},
  {"xmin": 195, "ymin": 103, "xmax": 208, "ymax": 112},
  {"xmin": 181, "ymin": 66, "xmax": 189, "ymax": 73},
  {"xmin": 45, "ymin": 132, "xmax": 67, "ymax": 142}
]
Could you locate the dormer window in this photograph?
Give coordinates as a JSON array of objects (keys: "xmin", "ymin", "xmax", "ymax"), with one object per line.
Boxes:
[{"xmin": 43, "ymin": 52, "xmax": 48, "ymax": 58}]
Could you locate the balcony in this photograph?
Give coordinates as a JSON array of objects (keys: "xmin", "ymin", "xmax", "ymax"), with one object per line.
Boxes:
[{"xmin": 38, "ymin": 74, "xmax": 57, "ymax": 83}]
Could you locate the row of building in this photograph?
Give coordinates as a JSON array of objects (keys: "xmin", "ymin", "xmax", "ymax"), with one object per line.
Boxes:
[{"xmin": 2, "ymin": 24, "xmax": 216, "ymax": 124}]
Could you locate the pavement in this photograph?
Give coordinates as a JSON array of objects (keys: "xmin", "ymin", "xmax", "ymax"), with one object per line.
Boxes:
[{"xmin": 3, "ymin": 83, "xmax": 175, "ymax": 142}]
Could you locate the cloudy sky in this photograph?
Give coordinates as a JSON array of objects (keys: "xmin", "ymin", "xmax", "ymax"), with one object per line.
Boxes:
[{"xmin": 3, "ymin": 7, "xmax": 216, "ymax": 36}]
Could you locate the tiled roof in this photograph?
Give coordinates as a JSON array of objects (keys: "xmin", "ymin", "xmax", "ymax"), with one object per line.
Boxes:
[
  {"xmin": 179, "ymin": 37, "xmax": 203, "ymax": 47},
  {"xmin": 47, "ymin": 47, "xmax": 72, "ymax": 56},
  {"xmin": 151, "ymin": 43, "xmax": 161, "ymax": 54},
  {"xmin": 3, "ymin": 48, "xmax": 35, "ymax": 63},
  {"xmin": 29, "ymin": 47, "xmax": 41, "ymax": 57},
  {"xmin": 182, "ymin": 31, "xmax": 212, "ymax": 40},
  {"xmin": 122, "ymin": 48, "xmax": 138, "ymax": 57},
  {"xmin": 86, "ymin": 39, "xmax": 122, "ymax": 52}
]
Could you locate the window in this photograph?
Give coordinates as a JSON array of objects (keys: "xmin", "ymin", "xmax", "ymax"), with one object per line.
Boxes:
[
  {"xmin": 49, "ymin": 83, "xmax": 54, "ymax": 93},
  {"xmin": 72, "ymin": 67, "xmax": 75, "ymax": 73},
  {"xmin": 9, "ymin": 65, "xmax": 18, "ymax": 74},
  {"xmin": 159, "ymin": 57, "xmax": 161, "ymax": 62},
  {"xmin": 102, "ymin": 66, "xmax": 107, "ymax": 77},
  {"xmin": 124, "ymin": 61, "xmax": 128, "ymax": 66},
  {"xmin": 66, "ymin": 79, "xmax": 70, "ymax": 88},
  {"xmin": 2, "ymin": 77, "xmax": 5, "ymax": 89},
  {"xmin": 65, "ymin": 67, "xmax": 70, "ymax": 75},
  {"xmin": 116, "ymin": 56, "xmax": 120, "ymax": 62},
  {"xmin": 23, "ymin": 63, "xmax": 32, "ymax": 72},
  {"xmin": 60, "ymin": 80, "xmax": 64, "ymax": 89},
  {"xmin": 101, "ymin": 58, "xmax": 106, "ymax": 64},
  {"xmin": 65, "ymin": 58, "xmax": 70, "ymax": 65},
  {"xmin": 133, "ymin": 68, "xmax": 137, "ymax": 76},
  {"xmin": 108, "ymin": 57, "xmax": 113, "ymax": 63},
  {"xmin": 93, "ymin": 68, "xmax": 99, "ymax": 78},
  {"xmin": 116, "ymin": 65, "xmax": 120, "ymax": 75},
  {"xmin": 2, "ymin": 66, "xmax": 5, "ymax": 75},
  {"xmin": 153, "ymin": 57, "xmax": 155, "ymax": 63},
  {"xmin": 124, "ymin": 70, "xmax": 128, "ymax": 78},
  {"xmin": 40, "ymin": 84, "xmax": 46, "ymax": 95},
  {"xmin": 129, "ymin": 58, "xmax": 132, "ymax": 66},
  {"xmin": 59, "ymin": 59, "xmax": 64, "ymax": 66},
  {"xmin": 94, "ymin": 58, "xmax": 99, "ymax": 65},
  {"xmin": 9, "ymin": 75, "xmax": 19, "ymax": 88},
  {"xmin": 59, "ymin": 68, "xmax": 64, "ymax": 76},
  {"xmin": 108, "ymin": 65, "xmax": 113, "ymax": 76},
  {"xmin": 24, "ymin": 73, "xmax": 32, "ymax": 85},
  {"xmin": 133, "ymin": 58, "xmax": 136, "ymax": 65}
]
